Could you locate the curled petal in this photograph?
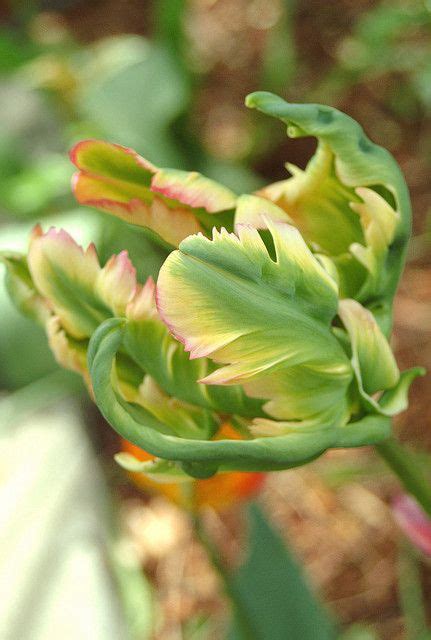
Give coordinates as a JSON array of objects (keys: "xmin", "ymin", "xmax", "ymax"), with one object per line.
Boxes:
[
  {"xmin": 246, "ymin": 92, "xmax": 411, "ymax": 311},
  {"xmin": 28, "ymin": 226, "xmax": 139, "ymax": 339},
  {"xmin": 0, "ymin": 252, "xmax": 50, "ymax": 325},
  {"xmin": 71, "ymin": 139, "xmax": 236, "ymax": 246},
  {"xmin": 46, "ymin": 316, "xmax": 91, "ymax": 388},
  {"xmin": 28, "ymin": 227, "xmax": 103, "ymax": 339},
  {"xmin": 338, "ymin": 298, "xmax": 399, "ymax": 397}
]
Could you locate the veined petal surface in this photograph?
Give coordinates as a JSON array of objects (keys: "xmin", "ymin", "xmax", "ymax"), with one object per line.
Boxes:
[
  {"xmin": 124, "ymin": 277, "xmax": 266, "ymax": 418},
  {"xmin": 157, "ymin": 220, "xmax": 353, "ymax": 424}
]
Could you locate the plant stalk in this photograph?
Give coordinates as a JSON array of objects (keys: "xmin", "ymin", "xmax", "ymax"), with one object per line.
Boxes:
[{"xmin": 376, "ymin": 438, "xmax": 431, "ymax": 517}]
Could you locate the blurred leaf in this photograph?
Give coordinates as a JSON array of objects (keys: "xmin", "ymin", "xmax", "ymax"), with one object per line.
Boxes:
[
  {"xmin": 0, "ymin": 281, "xmax": 57, "ymax": 388},
  {"xmin": 0, "ymin": 370, "xmax": 82, "ymax": 426},
  {"xmin": 0, "ymin": 30, "xmax": 39, "ymax": 73},
  {"xmin": 79, "ymin": 41, "xmax": 189, "ymax": 165},
  {"xmin": 0, "ymin": 403, "xmax": 153, "ymax": 639},
  {"xmin": 1, "ymin": 154, "xmax": 73, "ymax": 219},
  {"xmin": 260, "ymin": 0, "xmax": 297, "ymax": 95},
  {"xmin": 229, "ymin": 504, "xmax": 337, "ymax": 640},
  {"xmin": 398, "ymin": 541, "xmax": 431, "ymax": 640},
  {"xmin": 338, "ymin": 625, "xmax": 379, "ymax": 640},
  {"xmin": 155, "ymin": 0, "xmax": 188, "ymax": 76},
  {"xmin": 110, "ymin": 540, "xmax": 155, "ymax": 640}
]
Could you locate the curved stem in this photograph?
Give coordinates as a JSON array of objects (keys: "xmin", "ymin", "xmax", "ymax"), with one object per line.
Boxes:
[
  {"xmin": 191, "ymin": 515, "xmax": 258, "ymax": 640},
  {"xmin": 376, "ymin": 438, "xmax": 431, "ymax": 517}
]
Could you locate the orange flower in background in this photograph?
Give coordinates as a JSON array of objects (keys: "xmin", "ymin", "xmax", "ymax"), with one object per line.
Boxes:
[{"xmin": 121, "ymin": 424, "xmax": 265, "ymax": 511}]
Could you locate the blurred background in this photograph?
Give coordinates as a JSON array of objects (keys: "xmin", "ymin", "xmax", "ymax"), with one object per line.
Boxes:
[{"xmin": 1, "ymin": 1, "xmax": 431, "ymax": 639}]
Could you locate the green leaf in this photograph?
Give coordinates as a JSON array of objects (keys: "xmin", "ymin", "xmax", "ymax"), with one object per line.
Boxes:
[{"xmin": 229, "ymin": 504, "xmax": 337, "ymax": 640}]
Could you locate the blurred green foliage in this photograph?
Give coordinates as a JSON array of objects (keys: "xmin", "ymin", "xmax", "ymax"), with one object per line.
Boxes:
[{"xmin": 229, "ymin": 504, "xmax": 337, "ymax": 640}]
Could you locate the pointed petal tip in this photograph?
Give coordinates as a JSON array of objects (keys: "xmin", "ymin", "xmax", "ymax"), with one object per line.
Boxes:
[
  {"xmin": 69, "ymin": 139, "xmax": 100, "ymax": 166},
  {"xmin": 245, "ymin": 91, "xmax": 275, "ymax": 109}
]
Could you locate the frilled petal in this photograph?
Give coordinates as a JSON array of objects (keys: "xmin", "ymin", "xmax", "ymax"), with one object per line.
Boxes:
[
  {"xmin": 246, "ymin": 92, "xmax": 411, "ymax": 309},
  {"xmin": 124, "ymin": 277, "xmax": 266, "ymax": 418},
  {"xmin": 27, "ymin": 227, "xmax": 137, "ymax": 339},
  {"xmin": 158, "ymin": 221, "xmax": 345, "ymax": 372},
  {"xmin": 71, "ymin": 139, "xmax": 236, "ymax": 247},
  {"xmin": 157, "ymin": 219, "xmax": 352, "ymax": 426}
]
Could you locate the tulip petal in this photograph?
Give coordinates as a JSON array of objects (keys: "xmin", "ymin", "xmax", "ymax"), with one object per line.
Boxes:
[
  {"xmin": 28, "ymin": 227, "xmax": 137, "ymax": 339},
  {"xmin": 157, "ymin": 220, "xmax": 352, "ymax": 424},
  {"xmin": 244, "ymin": 363, "xmax": 351, "ymax": 430},
  {"xmin": 256, "ymin": 148, "xmax": 364, "ymax": 257},
  {"xmin": 95, "ymin": 250, "xmax": 137, "ymax": 316},
  {"xmin": 126, "ymin": 375, "xmax": 219, "ymax": 440},
  {"xmin": 234, "ymin": 194, "xmax": 293, "ymax": 228},
  {"xmin": 124, "ymin": 277, "xmax": 266, "ymax": 418},
  {"xmin": 0, "ymin": 252, "xmax": 50, "ymax": 324},
  {"xmin": 71, "ymin": 139, "xmax": 236, "ymax": 247},
  {"xmin": 46, "ymin": 315, "xmax": 90, "ymax": 386},
  {"xmin": 337, "ymin": 298, "xmax": 419, "ymax": 417},
  {"xmin": 246, "ymin": 92, "xmax": 411, "ymax": 308},
  {"xmin": 150, "ymin": 168, "xmax": 237, "ymax": 213},
  {"xmin": 338, "ymin": 298, "xmax": 399, "ymax": 396}
]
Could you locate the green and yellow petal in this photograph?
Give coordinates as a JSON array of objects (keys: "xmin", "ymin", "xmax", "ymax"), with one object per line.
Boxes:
[
  {"xmin": 46, "ymin": 315, "xmax": 91, "ymax": 387},
  {"xmin": 71, "ymin": 139, "xmax": 237, "ymax": 247},
  {"xmin": 338, "ymin": 298, "xmax": 399, "ymax": 397},
  {"xmin": 124, "ymin": 276, "xmax": 266, "ymax": 418},
  {"xmin": 27, "ymin": 227, "xmax": 138, "ymax": 339},
  {"xmin": 157, "ymin": 220, "xmax": 352, "ymax": 426},
  {"xmin": 246, "ymin": 92, "xmax": 411, "ymax": 313},
  {"xmin": 0, "ymin": 251, "xmax": 50, "ymax": 325},
  {"xmin": 28, "ymin": 226, "xmax": 105, "ymax": 339}
]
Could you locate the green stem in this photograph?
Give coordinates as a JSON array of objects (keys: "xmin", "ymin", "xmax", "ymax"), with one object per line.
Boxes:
[
  {"xmin": 376, "ymin": 438, "xmax": 431, "ymax": 517},
  {"xmin": 191, "ymin": 515, "xmax": 258, "ymax": 640},
  {"xmin": 398, "ymin": 540, "xmax": 429, "ymax": 640}
]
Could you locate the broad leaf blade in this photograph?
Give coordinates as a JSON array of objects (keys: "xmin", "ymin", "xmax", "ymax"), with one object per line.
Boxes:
[{"xmin": 229, "ymin": 504, "xmax": 337, "ymax": 640}]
